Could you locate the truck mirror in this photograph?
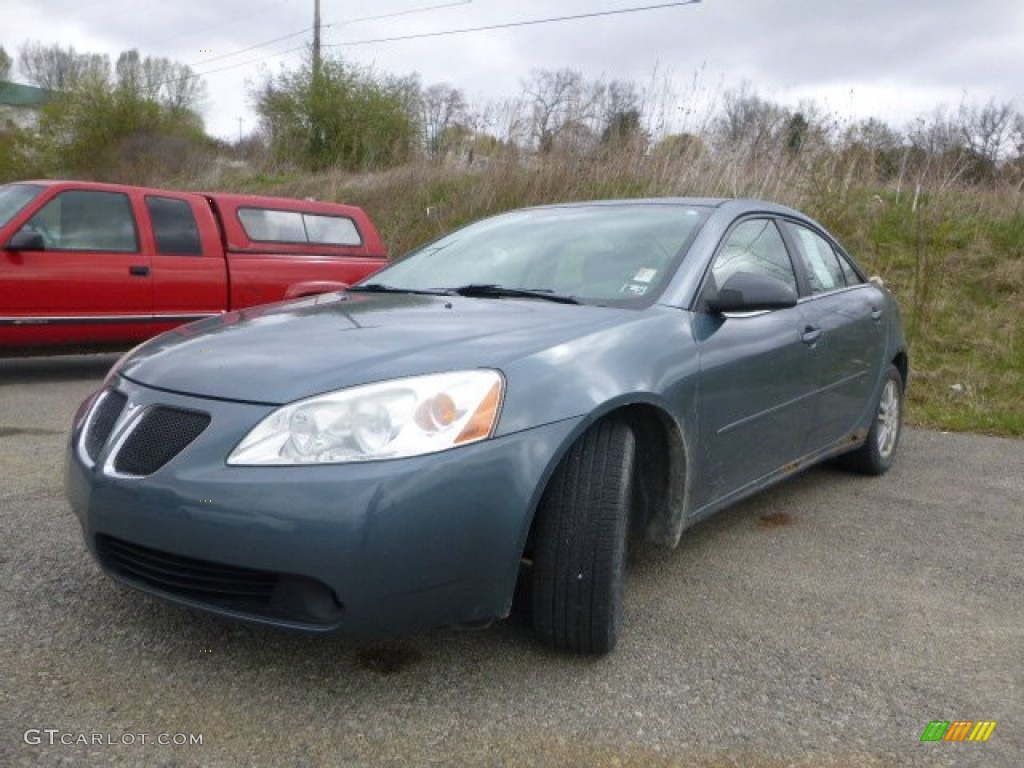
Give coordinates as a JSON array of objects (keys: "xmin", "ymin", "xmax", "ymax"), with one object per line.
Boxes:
[{"xmin": 5, "ymin": 230, "xmax": 46, "ymax": 251}]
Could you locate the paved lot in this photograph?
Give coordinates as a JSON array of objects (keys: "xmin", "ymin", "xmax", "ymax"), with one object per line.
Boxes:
[{"xmin": 1, "ymin": 353, "xmax": 1021, "ymax": 767}]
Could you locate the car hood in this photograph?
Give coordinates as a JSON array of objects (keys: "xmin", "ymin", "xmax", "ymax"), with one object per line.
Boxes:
[{"xmin": 118, "ymin": 292, "xmax": 638, "ymax": 404}]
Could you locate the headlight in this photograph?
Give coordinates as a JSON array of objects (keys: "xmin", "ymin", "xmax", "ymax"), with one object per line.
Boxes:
[{"xmin": 227, "ymin": 370, "xmax": 504, "ymax": 465}]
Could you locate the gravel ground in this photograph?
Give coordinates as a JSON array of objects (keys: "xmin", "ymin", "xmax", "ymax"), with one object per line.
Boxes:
[{"xmin": 1, "ymin": 353, "xmax": 1021, "ymax": 767}]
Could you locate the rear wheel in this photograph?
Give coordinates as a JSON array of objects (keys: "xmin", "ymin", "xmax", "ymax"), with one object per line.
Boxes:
[
  {"xmin": 531, "ymin": 420, "xmax": 635, "ymax": 654},
  {"xmin": 840, "ymin": 364, "xmax": 904, "ymax": 475}
]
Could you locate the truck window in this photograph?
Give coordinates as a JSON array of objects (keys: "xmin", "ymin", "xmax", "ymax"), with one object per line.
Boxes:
[
  {"xmin": 146, "ymin": 196, "xmax": 203, "ymax": 256},
  {"xmin": 237, "ymin": 207, "xmax": 363, "ymax": 247},
  {"xmin": 20, "ymin": 190, "xmax": 138, "ymax": 252}
]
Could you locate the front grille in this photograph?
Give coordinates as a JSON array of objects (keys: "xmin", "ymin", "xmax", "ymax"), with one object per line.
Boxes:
[
  {"xmin": 112, "ymin": 407, "xmax": 210, "ymax": 476},
  {"xmin": 84, "ymin": 390, "xmax": 128, "ymax": 462},
  {"xmin": 96, "ymin": 536, "xmax": 344, "ymax": 626}
]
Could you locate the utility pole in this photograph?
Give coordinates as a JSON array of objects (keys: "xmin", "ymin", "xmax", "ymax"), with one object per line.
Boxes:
[{"xmin": 312, "ymin": 0, "xmax": 322, "ymax": 81}]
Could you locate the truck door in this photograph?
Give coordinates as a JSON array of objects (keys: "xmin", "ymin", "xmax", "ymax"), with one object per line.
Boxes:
[
  {"xmin": 144, "ymin": 194, "xmax": 227, "ymax": 329},
  {"xmin": 1, "ymin": 187, "xmax": 153, "ymax": 346}
]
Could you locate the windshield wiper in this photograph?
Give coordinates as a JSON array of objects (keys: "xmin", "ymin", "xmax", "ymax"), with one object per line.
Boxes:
[
  {"xmin": 452, "ymin": 284, "xmax": 579, "ymax": 305},
  {"xmin": 349, "ymin": 283, "xmax": 453, "ymax": 297}
]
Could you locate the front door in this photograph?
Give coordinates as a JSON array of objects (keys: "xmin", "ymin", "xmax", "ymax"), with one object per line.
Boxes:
[
  {"xmin": 692, "ymin": 217, "xmax": 817, "ymax": 508},
  {"xmin": 1, "ymin": 187, "xmax": 153, "ymax": 346}
]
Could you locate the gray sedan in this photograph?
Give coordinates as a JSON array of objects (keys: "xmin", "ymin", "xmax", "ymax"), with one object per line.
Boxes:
[{"xmin": 66, "ymin": 198, "xmax": 907, "ymax": 654}]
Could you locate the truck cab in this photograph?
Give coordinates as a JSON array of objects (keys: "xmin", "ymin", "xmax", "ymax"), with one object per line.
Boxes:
[{"xmin": 0, "ymin": 180, "xmax": 388, "ymax": 354}]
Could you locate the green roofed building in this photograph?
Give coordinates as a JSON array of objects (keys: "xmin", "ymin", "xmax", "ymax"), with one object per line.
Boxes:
[{"xmin": 0, "ymin": 81, "xmax": 53, "ymax": 129}]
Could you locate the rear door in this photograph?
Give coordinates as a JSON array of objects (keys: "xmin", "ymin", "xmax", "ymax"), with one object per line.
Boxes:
[
  {"xmin": 692, "ymin": 217, "xmax": 818, "ymax": 506},
  {"xmin": 144, "ymin": 193, "xmax": 227, "ymax": 328},
  {"xmin": 0, "ymin": 187, "xmax": 153, "ymax": 346},
  {"xmin": 782, "ymin": 220, "xmax": 887, "ymax": 449}
]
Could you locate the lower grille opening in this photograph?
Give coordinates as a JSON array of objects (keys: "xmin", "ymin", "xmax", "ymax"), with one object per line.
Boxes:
[{"xmin": 96, "ymin": 535, "xmax": 344, "ymax": 626}]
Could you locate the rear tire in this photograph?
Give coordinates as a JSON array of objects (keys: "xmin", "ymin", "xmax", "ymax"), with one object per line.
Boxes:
[
  {"xmin": 531, "ymin": 420, "xmax": 635, "ymax": 654},
  {"xmin": 840, "ymin": 364, "xmax": 904, "ymax": 476}
]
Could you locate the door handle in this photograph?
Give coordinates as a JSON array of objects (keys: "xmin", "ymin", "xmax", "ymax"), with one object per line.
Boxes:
[
  {"xmin": 129, "ymin": 265, "xmax": 150, "ymax": 276},
  {"xmin": 802, "ymin": 326, "xmax": 822, "ymax": 345},
  {"xmin": 871, "ymin": 307, "xmax": 883, "ymax": 321}
]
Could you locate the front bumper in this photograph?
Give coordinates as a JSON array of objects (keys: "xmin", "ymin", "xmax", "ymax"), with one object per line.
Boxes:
[{"xmin": 65, "ymin": 376, "xmax": 581, "ymax": 637}]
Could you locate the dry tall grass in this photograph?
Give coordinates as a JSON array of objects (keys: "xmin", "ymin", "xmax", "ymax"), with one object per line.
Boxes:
[{"xmin": 215, "ymin": 144, "xmax": 1023, "ymax": 436}]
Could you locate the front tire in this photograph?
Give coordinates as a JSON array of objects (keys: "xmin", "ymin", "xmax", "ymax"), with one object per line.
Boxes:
[
  {"xmin": 531, "ymin": 420, "xmax": 635, "ymax": 654},
  {"xmin": 840, "ymin": 364, "xmax": 904, "ymax": 475}
]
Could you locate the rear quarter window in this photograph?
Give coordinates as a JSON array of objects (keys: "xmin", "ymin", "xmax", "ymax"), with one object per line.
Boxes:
[
  {"xmin": 237, "ymin": 207, "xmax": 363, "ymax": 246},
  {"xmin": 789, "ymin": 223, "xmax": 847, "ymax": 294}
]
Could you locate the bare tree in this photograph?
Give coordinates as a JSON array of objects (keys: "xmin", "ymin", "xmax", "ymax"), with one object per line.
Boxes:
[
  {"xmin": 18, "ymin": 42, "xmax": 108, "ymax": 90},
  {"xmin": 958, "ymin": 99, "xmax": 1016, "ymax": 169},
  {"xmin": 600, "ymin": 80, "xmax": 645, "ymax": 149},
  {"xmin": 907, "ymin": 107, "xmax": 962, "ymax": 157},
  {"xmin": 0, "ymin": 46, "xmax": 11, "ymax": 81},
  {"xmin": 419, "ymin": 83, "xmax": 467, "ymax": 158},
  {"xmin": 711, "ymin": 81, "xmax": 788, "ymax": 161},
  {"xmin": 522, "ymin": 68, "xmax": 602, "ymax": 153},
  {"xmin": 115, "ymin": 49, "xmax": 205, "ymax": 112}
]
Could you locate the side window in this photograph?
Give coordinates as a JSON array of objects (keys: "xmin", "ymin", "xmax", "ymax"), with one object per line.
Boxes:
[
  {"xmin": 238, "ymin": 208, "xmax": 306, "ymax": 242},
  {"xmin": 303, "ymin": 214, "xmax": 362, "ymax": 246},
  {"xmin": 237, "ymin": 207, "xmax": 363, "ymax": 246},
  {"xmin": 711, "ymin": 218, "xmax": 797, "ymax": 293},
  {"xmin": 790, "ymin": 224, "xmax": 847, "ymax": 294},
  {"xmin": 146, "ymin": 196, "xmax": 202, "ymax": 256},
  {"xmin": 20, "ymin": 190, "xmax": 138, "ymax": 252}
]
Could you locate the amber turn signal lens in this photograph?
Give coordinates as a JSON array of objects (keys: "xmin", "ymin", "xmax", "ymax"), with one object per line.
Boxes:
[{"xmin": 455, "ymin": 381, "xmax": 502, "ymax": 444}]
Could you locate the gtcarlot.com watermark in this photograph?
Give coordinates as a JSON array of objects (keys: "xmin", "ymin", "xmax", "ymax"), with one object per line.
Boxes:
[{"xmin": 24, "ymin": 729, "xmax": 203, "ymax": 747}]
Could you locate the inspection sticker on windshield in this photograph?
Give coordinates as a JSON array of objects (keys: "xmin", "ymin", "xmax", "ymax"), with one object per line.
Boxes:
[{"xmin": 632, "ymin": 268, "xmax": 657, "ymax": 283}]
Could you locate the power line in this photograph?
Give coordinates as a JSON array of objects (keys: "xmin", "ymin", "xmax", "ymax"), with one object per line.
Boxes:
[
  {"xmin": 332, "ymin": 0, "xmax": 473, "ymax": 28},
  {"xmin": 183, "ymin": 1, "xmax": 475, "ymax": 78},
  {"xmin": 190, "ymin": 28, "xmax": 311, "ymax": 67},
  {"xmin": 145, "ymin": 0, "xmax": 291, "ymax": 51},
  {"xmin": 326, "ymin": 0, "xmax": 703, "ymax": 48},
  {"xmin": 166, "ymin": 0, "xmax": 703, "ymax": 87},
  {"xmin": 186, "ymin": 44, "xmax": 308, "ymax": 80}
]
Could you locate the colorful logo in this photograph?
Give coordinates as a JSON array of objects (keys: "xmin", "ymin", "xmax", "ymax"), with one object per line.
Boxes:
[{"xmin": 920, "ymin": 721, "xmax": 997, "ymax": 742}]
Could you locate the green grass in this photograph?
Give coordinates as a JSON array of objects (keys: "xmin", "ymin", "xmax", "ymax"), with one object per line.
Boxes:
[
  {"xmin": 224, "ymin": 154, "xmax": 1024, "ymax": 437},
  {"xmin": 821, "ymin": 190, "xmax": 1023, "ymax": 436}
]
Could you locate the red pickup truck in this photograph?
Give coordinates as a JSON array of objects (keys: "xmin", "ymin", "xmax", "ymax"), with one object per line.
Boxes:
[{"xmin": 0, "ymin": 180, "xmax": 388, "ymax": 354}]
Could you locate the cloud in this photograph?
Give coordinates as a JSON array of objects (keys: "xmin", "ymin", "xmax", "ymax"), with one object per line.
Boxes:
[{"xmin": 5, "ymin": 0, "xmax": 1021, "ymax": 140}]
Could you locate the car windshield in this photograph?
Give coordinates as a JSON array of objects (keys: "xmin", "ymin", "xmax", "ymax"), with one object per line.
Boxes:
[
  {"xmin": 0, "ymin": 183, "xmax": 45, "ymax": 228},
  {"xmin": 363, "ymin": 203, "xmax": 708, "ymax": 307}
]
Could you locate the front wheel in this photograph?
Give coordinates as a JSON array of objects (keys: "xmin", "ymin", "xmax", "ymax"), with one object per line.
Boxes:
[
  {"xmin": 531, "ymin": 420, "xmax": 635, "ymax": 654},
  {"xmin": 840, "ymin": 364, "xmax": 904, "ymax": 475}
]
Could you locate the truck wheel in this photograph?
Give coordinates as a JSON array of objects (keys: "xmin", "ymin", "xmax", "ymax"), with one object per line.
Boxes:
[
  {"xmin": 532, "ymin": 420, "xmax": 635, "ymax": 654},
  {"xmin": 839, "ymin": 364, "xmax": 904, "ymax": 476}
]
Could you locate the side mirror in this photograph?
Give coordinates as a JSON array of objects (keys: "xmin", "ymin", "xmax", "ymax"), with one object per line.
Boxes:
[
  {"xmin": 5, "ymin": 230, "xmax": 46, "ymax": 251},
  {"xmin": 706, "ymin": 271, "xmax": 798, "ymax": 314}
]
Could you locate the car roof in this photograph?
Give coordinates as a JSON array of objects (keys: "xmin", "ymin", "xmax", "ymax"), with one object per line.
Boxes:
[{"xmin": 521, "ymin": 197, "xmax": 807, "ymax": 218}]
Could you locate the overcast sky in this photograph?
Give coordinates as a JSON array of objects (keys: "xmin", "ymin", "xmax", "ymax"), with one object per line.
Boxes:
[{"xmin": 5, "ymin": 0, "xmax": 1023, "ymax": 141}]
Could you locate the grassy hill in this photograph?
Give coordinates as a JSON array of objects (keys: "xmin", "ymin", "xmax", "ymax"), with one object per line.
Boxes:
[{"xmin": 216, "ymin": 153, "xmax": 1022, "ymax": 437}]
